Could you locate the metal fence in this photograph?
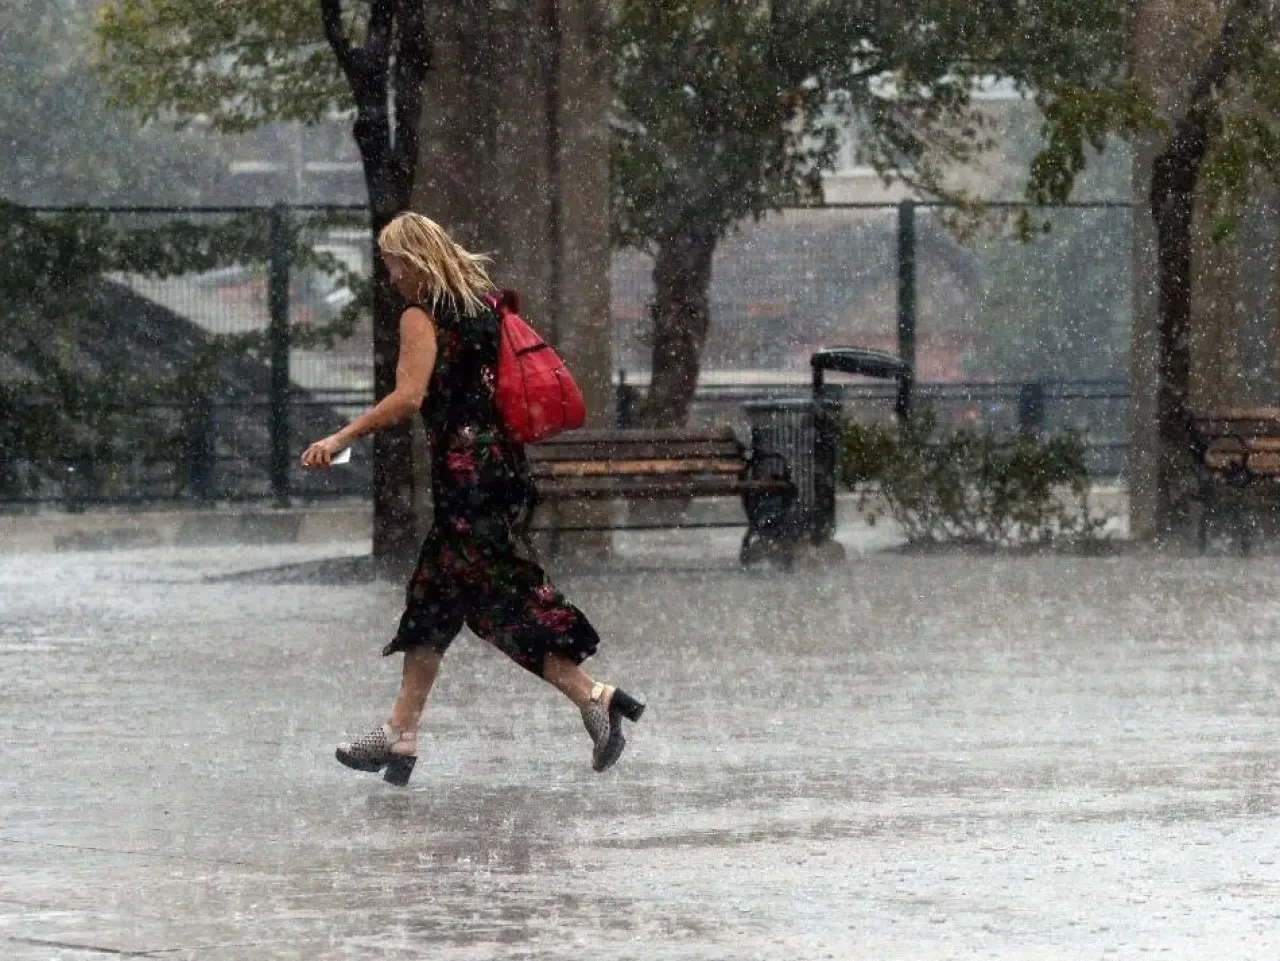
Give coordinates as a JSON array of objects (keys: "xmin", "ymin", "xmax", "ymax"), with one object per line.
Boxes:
[
  {"xmin": 612, "ymin": 200, "xmax": 1133, "ymax": 385},
  {"xmin": 24, "ymin": 375, "xmax": 1125, "ymax": 511},
  {"xmin": 2, "ymin": 201, "xmax": 1133, "ymax": 508},
  {"xmin": 617, "ymin": 377, "xmax": 1129, "ymax": 478},
  {"xmin": 5, "ymin": 204, "xmax": 372, "ymax": 507}
]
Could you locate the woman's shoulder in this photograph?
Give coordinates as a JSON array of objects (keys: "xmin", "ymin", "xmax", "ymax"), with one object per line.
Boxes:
[
  {"xmin": 403, "ymin": 295, "xmax": 488, "ymax": 320},
  {"xmin": 402, "ymin": 296, "xmax": 497, "ymax": 340}
]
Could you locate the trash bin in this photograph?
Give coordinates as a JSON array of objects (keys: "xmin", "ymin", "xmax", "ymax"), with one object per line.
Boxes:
[{"xmin": 743, "ymin": 398, "xmax": 841, "ymax": 545}]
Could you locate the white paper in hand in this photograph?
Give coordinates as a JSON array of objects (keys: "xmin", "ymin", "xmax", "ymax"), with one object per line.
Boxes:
[{"xmin": 331, "ymin": 447, "xmax": 352, "ymax": 465}]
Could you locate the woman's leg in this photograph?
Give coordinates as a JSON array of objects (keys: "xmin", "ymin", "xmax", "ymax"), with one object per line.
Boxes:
[
  {"xmin": 335, "ymin": 529, "xmax": 462, "ymax": 784},
  {"xmin": 388, "ymin": 646, "xmax": 444, "ymax": 733},
  {"xmin": 541, "ymin": 652, "xmax": 596, "ymax": 708},
  {"xmin": 461, "ymin": 521, "xmax": 644, "ymax": 770}
]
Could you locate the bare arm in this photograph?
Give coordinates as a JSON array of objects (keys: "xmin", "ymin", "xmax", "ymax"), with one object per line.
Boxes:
[{"xmin": 301, "ymin": 307, "xmax": 437, "ymax": 468}]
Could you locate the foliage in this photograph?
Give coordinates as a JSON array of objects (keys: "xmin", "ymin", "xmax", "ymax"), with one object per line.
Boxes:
[
  {"xmin": 96, "ymin": 0, "xmax": 431, "ymax": 560},
  {"xmin": 838, "ymin": 412, "xmax": 1108, "ymax": 549},
  {"xmin": 93, "ymin": 0, "xmax": 425, "ymax": 205},
  {"xmin": 1198, "ymin": 12, "xmax": 1280, "ymax": 239},
  {"xmin": 610, "ymin": 0, "xmax": 1133, "ymax": 424},
  {"xmin": 1027, "ymin": 6, "xmax": 1280, "ymax": 236},
  {"xmin": 0, "ymin": 203, "xmax": 367, "ymax": 500},
  {"xmin": 94, "ymin": 0, "xmax": 348, "ymax": 134},
  {"xmin": 612, "ymin": 0, "xmax": 1130, "ymax": 250}
]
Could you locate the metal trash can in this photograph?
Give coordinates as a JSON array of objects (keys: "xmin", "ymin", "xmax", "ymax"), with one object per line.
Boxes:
[
  {"xmin": 743, "ymin": 347, "xmax": 912, "ymax": 548},
  {"xmin": 743, "ymin": 398, "xmax": 841, "ymax": 545}
]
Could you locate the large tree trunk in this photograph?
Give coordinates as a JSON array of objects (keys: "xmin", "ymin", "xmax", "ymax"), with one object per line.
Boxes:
[
  {"xmin": 322, "ymin": 0, "xmax": 428, "ymax": 568},
  {"xmin": 1148, "ymin": 0, "xmax": 1258, "ymax": 537},
  {"xmin": 1150, "ymin": 135, "xmax": 1204, "ymax": 536},
  {"xmin": 1152, "ymin": 133, "xmax": 1208, "ymax": 534},
  {"xmin": 359, "ymin": 102, "xmax": 417, "ymax": 567},
  {"xmin": 639, "ymin": 225, "xmax": 717, "ymax": 427},
  {"xmin": 368, "ymin": 228, "xmax": 417, "ymax": 563}
]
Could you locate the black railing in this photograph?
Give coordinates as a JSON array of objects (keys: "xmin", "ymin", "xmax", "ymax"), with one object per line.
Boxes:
[
  {"xmin": 0, "ymin": 378, "xmax": 1129, "ymax": 510},
  {"xmin": 5, "ymin": 200, "xmax": 1134, "ymax": 508},
  {"xmin": 616, "ymin": 377, "xmax": 1130, "ymax": 479}
]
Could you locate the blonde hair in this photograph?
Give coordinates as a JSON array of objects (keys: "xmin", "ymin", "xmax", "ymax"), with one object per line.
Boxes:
[{"xmin": 377, "ymin": 212, "xmax": 496, "ymax": 315}]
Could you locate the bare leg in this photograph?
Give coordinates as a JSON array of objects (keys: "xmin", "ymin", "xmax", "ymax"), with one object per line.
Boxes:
[
  {"xmin": 388, "ymin": 647, "xmax": 443, "ymax": 734},
  {"xmin": 541, "ymin": 653, "xmax": 597, "ymax": 708}
]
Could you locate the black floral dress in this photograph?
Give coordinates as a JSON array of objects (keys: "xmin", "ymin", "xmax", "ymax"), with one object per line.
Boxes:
[{"xmin": 383, "ymin": 297, "xmax": 600, "ymax": 675}]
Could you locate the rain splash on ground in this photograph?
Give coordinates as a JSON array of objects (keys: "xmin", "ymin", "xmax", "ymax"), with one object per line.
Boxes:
[{"xmin": 2, "ymin": 533, "xmax": 1279, "ymax": 959}]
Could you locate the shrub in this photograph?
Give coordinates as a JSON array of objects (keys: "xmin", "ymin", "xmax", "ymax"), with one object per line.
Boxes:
[{"xmin": 838, "ymin": 411, "xmax": 1108, "ymax": 549}]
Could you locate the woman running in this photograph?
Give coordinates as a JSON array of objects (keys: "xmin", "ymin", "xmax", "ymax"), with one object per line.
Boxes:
[{"xmin": 301, "ymin": 212, "xmax": 644, "ymax": 786}]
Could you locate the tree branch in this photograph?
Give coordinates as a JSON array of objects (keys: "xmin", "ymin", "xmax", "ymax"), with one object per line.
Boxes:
[
  {"xmin": 319, "ymin": 0, "xmax": 357, "ymax": 79},
  {"xmin": 367, "ymin": 0, "xmax": 396, "ymax": 68},
  {"xmin": 1156, "ymin": 0, "xmax": 1260, "ymax": 203},
  {"xmin": 1184, "ymin": 0, "xmax": 1258, "ymax": 113},
  {"xmin": 391, "ymin": 0, "xmax": 431, "ymax": 199}
]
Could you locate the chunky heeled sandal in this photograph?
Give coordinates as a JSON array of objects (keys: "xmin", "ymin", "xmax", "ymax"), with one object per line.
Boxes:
[
  {"xmin": 335, "ymin": 724, "xmax": 418, "ymax": 786},
  {"xmin": 580, "ymin": 683, "xmax": 646, "ymax": 773}
]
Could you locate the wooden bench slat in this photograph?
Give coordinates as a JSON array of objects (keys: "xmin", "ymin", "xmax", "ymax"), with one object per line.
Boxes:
[
  {"xmin": 1244, "ymin": 455, "xmax": 1280, "ymax": 476},
  {"xmin": 1206, "ymin": 452, "xmax": 1280, "ymax": 474},
  {"xmin": 535, "ymin": 427, "xmax": 738, "ymax": 445},
  {"xmin": 531, "ymin": 458, "xmax": 743, "ymax": 478},
  {"xmin": 1206, "ymin": 437, "xmax": 1280, "ymax": 453},
  {"xmin": 1190, "ymin": 409, "xmax": 1280, "ymax": 553},
  {"xmin": 536, "ymin": 477, "xmax": 791, "ymax": 500},
  {"xmin": 528, "ymin": 440, "xmax": 742, "ymax": 462},
  {"xmin": 1197, "ymin": 407, "xmax": 1280, "ymax": 420},
  {"xmin": 524, "ymin": 426, "xmax": 799, "ymax": 564}
]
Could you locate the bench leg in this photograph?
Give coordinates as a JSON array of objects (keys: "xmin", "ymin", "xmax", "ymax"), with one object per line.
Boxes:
[{"xmin": 1236, "ymin": 502, "xmax": 1253, "ymax": 557}]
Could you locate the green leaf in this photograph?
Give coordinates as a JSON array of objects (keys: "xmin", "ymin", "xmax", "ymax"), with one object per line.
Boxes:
[{"xmin": 94, "ymin": 0, "xmax": 349, "ymax": 132}]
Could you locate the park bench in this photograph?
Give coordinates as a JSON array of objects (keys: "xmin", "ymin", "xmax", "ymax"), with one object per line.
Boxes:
[
  {"xmin": 523, "ymin": 427, "xmax": 800, "ymax": 567},
  {"xmin": 1190, "ymin": 407, "xmax": 1280, "ymax": 554}
]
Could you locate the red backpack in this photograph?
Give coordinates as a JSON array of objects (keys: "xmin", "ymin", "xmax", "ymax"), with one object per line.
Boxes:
[{"xmin": 488, "ymin": 289, "xmax": 586, "ymax": 444}]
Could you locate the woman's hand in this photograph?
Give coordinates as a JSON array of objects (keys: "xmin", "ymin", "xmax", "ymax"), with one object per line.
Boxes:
[{"xmin": 301, "ymin": 434, "xmax": 346, "ymax": 469}]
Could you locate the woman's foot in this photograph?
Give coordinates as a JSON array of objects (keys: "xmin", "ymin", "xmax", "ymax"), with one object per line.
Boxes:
[
  {"xmin": 335, "ymin": 724, "xmax": 418, "ymax": 786},
  {"xmin": 580, "ymin": 683, "xmax": 646, "ymax": 772}
]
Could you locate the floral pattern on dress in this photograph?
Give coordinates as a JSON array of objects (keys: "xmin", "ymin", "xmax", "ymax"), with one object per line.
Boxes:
[{"xmin": 383, "ymin": 297, "xmax": 598, "ymax": 675}]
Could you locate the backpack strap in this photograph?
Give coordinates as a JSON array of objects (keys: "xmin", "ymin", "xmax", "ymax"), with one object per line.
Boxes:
[{"xmin": 487, "ymin": 288, "xmax": 520, "ymax": 314}]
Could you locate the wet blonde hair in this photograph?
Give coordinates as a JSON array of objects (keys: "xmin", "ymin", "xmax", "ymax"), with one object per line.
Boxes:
[{"xmin": 377, "ymin": 212, "xmax": 496, "ymax": 315}]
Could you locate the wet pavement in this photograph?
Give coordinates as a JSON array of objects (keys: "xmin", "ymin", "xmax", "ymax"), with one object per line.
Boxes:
[{"xmin": 2, "ymin": 534, "xmax": 1280, "ymax": 959}]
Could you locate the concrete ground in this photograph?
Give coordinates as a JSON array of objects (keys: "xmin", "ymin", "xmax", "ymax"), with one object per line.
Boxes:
[
  {"xmin": 0, "ymin": 486, "xmax": 1129, "ymax": 554},
  {"xmin": 2, "ymin": 527, "xmax": 1279, "ymax": 960}
]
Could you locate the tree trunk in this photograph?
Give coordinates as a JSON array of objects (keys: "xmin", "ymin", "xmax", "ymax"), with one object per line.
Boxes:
[
  {"xmin": 360, "ymin": 153, "xmax": 418, "ymax": 568},
  {"xmin": 1147, "ymin": 0, "xmax": 1257, "ymax": 538},
  {"xmin": 1151, "ymin": 141, "xmax": 1203, "ymax": 538},
  {"xmin": 368, "ymin": 224, "xmax": 417, "ymax": 564},
  {"xmin": 321, "ymin": 0, "xmax": 428, "ymax": 569},
  {"xmin": 639, "ymin": 225, "xmax": 718, "ymax": 427},
  {"xmin": 358, "ymin": 112, "xmax": 417, "ymax": 567}
]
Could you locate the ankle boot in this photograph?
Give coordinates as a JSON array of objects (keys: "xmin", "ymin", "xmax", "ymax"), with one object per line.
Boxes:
[
  {"xmin": 335, "ymin": 724, "xmax": 418, "ymax": 786},
  {"xmin": 580, "ymin": 683, "xmax": 645, "ymax": 773}
]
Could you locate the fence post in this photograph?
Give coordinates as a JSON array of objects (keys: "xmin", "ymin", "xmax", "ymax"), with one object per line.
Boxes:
[
  {"xmin": 896, "ymin": 200, "xmax": 917, "ymax": 421},
  {"xmin": 615, "ymin": 369, "xmax": 636, "ymax": 428},
  {"xmin": 267, "ymin": 204, "xmax": 291, "ymax": 507},
  {"xmin": 1018, "ymin": 382, "xmax": 1046, "ymax": 438},
  {"xmin": 184, "ymin": 391, "xmax": 217, "ymax": 501}
]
